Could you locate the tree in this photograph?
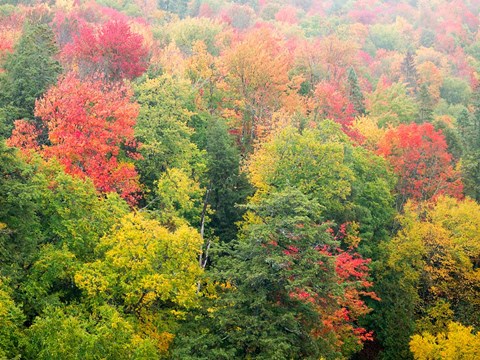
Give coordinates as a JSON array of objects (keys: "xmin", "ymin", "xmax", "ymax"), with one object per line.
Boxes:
[
  {"xmin": 62, "ymin": 19, "xmax": 148, "ymax": 81},
  {"xmin": 401, "ymin": 51, "xmax": 418, "ymax": 94},
  {"xmin": 203, "ymin": 117, "xmax": 252, "ymax": 242},
  {"xmin": 367, "ymin": 82, "xmax": 418, "ymax": 127},
  {"xmin": 173, "ymin": 189, "xmax": 375, "ymax": 359},
  {"xmin": 410, "ymin": 322, "xmax": 480, "ymax": 360},
  {"xmin": 416, "ymin": 83, "xmax": 434, "ymax": 124},
  {"xmin": 0, "ymin": 278, "xmax": 24, "ymax": 359},
  {"xmin": 248, "ymin": 122, "xmax": 395, "ymax": 254},
  {"xmin": 375, "ymin": 197, "xmax": 480, "ymax": 359},
  {"xmin": 158, "ymin": 0, "xmax": 189, "ymax": 17},
  {"xmin": 75, "ymin": 212, "xmax": 203, "ymax": 354},
  {"xmin": 25, "ymin": 304, "xmax": 160, "ymax": 359},
  {"xmin": 377, "ymin": 123, "xmax": 463, "ymax": 206},
  {"xmin": 134, "ymin": 74, "xmax": 204, "ymax": 199},
  {"xmin": 313, "ymin": 81, "xmax": 358, "ymax": 140},
  {"xmin": 0, "ymin": 22, "xmax": 61, "ymax": 136},
  {"xmin": 459, "ymin": 87, "xmax": 480, "ymax": 201},
  {"xmin": 347, "ymin": 67, "xmax": 365, "ymax": 116},
  {"xmin": 220, "ymin": 27, "xmax": 292, "ymax": 150},
  {"xmin": 9, "ymin": 73, "xmax": 141, "ymax": 204}
]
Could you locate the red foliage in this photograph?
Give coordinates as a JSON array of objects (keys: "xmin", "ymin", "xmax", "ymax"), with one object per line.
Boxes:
[
  {"xmin": 10, "ymin": 73, "xmax": 141, "ymax": 204},
  {"xmin": 313, "ymin": 81, "xmax": 361, "ymax": 141},
  {"xmin": 275, "ymin": 6, "xmax": 298, "ymax": 24},
  {"xmin": 7, "ymin": 120, "xmax": 41, "ymax": 152},
  {"xmin": 62, "ymin": 19, "xmax": 148, "ymax": 81},
  {"xmin": 377, "ymin": 123, "xmax": 463, "ymax": 204}
]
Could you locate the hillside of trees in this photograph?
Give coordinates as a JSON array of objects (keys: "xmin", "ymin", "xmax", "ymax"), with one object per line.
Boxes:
[{"xmin": 1, "ymin": 0, "xmax": 480, "ymax": 359}]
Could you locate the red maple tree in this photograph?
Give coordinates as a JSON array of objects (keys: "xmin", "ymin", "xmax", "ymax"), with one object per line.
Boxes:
[
  {"xmin": 377, "ymin": 123, "xmax": 463, "ymax": 204},
  {"xmin": 9, "ymin": 73, "xmax": 141, "ymax": 204},
  {"xmin": 62, "ymin": 19, "xmax": 148, "ymax": 81}
]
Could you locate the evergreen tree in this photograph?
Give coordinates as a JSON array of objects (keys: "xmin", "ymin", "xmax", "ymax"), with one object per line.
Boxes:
[
  {"xmin": 204, "ymin": 117, "xmax": 252, "ymax": 242},
  {"xmin": 0, "ymin": 23, "xmax": 61, "ymax": 137},
  {"xmin": 416, "ymin": 83, "xmax": 434, "ymax": 123},
  {"xmin": 173, "ymin": 188, "xmax": 374, "ymax": 359},
  {"xmin": 158, "ymin": 0, "xmax": 190, "ymax": 17},
  {"xmin": 347, "ymin": 67, "xmax": 366, "ymax": 115},
  {"xmin": 460, "ymin": 88, "xmax": 480, "ymax": 200},
  {"xmin": 401, "ymin": 51, "xmax": 418, "ymax": 95}
]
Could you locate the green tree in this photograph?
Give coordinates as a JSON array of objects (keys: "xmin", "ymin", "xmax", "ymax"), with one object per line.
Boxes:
[
  {"xmin": 203, "ymin": 117, "xmax": 252, "ymax": 242},
  {"xmin": 347, "ymin": 67, "xmax": 366, "ymax": 116},
  {"xmin": 367, "ymin": 82, "xmax": 418, "ymax": 127},
  {"xmin": 459, "ymin": 87, "xmax": 480, "ymax": 200},
  {"xmin": 401, "ymin": 51, "xmax": 419, "ymax": 94},
  {"xmin": 134, "ymin": 74, "xmax": 206, "ymax": 200},
  {"xmin": 417, "ymin": 83, "xmax": 434, "ymax": 123},
  {"xmin": 249, "ymin": 122, "xmax": 395, "ymax": 255},
  {"xmin": 0, "ymin": 22, "xmax": 61, "ymax": 137},
  {"xmin": 173, "ymin": 189, "xmax": 374, "ymax": 359},
  {"xmin": 0, "ymin": 278, "xmax": 24, "ymax": 359}
]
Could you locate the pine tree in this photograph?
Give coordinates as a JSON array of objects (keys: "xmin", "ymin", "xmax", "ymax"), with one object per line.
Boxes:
[{"xmin": 347, "ymin": 67, "xmax": 366, "ymax": 116}]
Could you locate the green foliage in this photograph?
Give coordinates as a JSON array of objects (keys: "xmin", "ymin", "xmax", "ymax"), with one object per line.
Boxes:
[
  {"xmin": 440, "ymin": 77, "xmax": 471, "ymax": 105},
  {"xmin": 25, "ymin": 304, "xmax": 159, "ymax": 359},
  {"xmin": 194, "ymin": 116, "xmax": 252, "ymax": 242},
  {"xmin": 134, "ymin": 74, "xmax": 206, "ymax": 198},
  {"xmin": 0, "ymin": 142, "xmax": 44, "ymax": 284},
  {"xmin": 249, "ymin": 122, "xmax": 395, "ymax": 254},
  {"xmin": 165, "ymin": 17, "xmax": 223, "ymax": 55},
  {"xmin": 417, "ymin": 83, "xmax": 434, "ymax": 123},
  {"xmin": 0, "ymin": 278, "xmax": 24, "ymax": 359},
  {"xmin": 369, "ymin": 23, "xmax": 407, "ymax": 52},
  {"xmin": 367, "ymin": 82, "xmax": 418, "ymax": 127},
  {"xmin": 459, "ymin": 88, "xmax": 480, "ymax": 200},
  {"xmin": 159, "ymin": 0, "xmax": 190, "ymax": 17},
  {"xmin": 0, "ymin": 22, "xmax": 61, "ymax": 136},
  {"xmin": 347, "ymin": 67, "xmax": 366, "ymax": 115},
  {"xmin": 173, "ymin": 188, "xmax": 364, "ymax": 359}
]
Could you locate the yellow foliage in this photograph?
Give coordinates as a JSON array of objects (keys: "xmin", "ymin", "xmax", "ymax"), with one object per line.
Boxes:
[
  {"xmin": 353, "ymin": 115, "xmax": 387, "ymax": 151},
  {"xmin": 410, "ymin": 322, "xmax": 480, "ymax": 360},
  {"xmin": 392, "ymin": 197, "xmax": 480, "ymax": 310},
  {"xmin": 76, "ymin": 212, "xmax": 203, "ymax": 309}
]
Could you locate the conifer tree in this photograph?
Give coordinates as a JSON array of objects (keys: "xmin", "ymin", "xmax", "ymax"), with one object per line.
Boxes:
[
  {"xmin": 401, "ymin": 51, "xmax": 418, "ymax": 95},
  {"xmin": 347, "ymin": 67, "xmax": 366, "ymax": 115},
  {"xmin": 460, "ymin": 87, "xmax": 480, "ymax": 200},
  {"xmin": 0, "ymin": 23, "xmax": 61, "ymax": 136},
  {"xmin": 416, "ymin": 83, "xmax": 434, "ymax": 123}
]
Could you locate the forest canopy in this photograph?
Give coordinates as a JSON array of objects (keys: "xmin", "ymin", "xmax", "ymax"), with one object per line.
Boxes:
[{"xmin": 1, "ymin": 0, "xmax": 480, "ymax": 359}]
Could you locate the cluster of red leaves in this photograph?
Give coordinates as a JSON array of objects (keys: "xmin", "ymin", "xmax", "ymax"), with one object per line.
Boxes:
[
  {"xmin": 313, "ymin": 81, "xmax": 362, "ymax": 141},
  {"xmin": 9, "ymin": 73, "xmax": 141, "ymax": 204},
  {"xmin": 62, "ymin": 19, "xmax": 148, "ymax": 81},
  {"xmin": 7, "ymin": 120, "xmax": 41, "ymax": 152},
  {"xmin": 276, "ymin": 225, "xmax": 376, "ymax": 348},
  {"xmin": 377, "ymin": 123, "xmax": 463, "ymax": 203}
]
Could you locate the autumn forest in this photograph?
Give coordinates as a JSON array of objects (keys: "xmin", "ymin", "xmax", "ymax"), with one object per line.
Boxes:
[{"xmin": 1, "ymin": 0, "xmax": 480, "ymax": 359}]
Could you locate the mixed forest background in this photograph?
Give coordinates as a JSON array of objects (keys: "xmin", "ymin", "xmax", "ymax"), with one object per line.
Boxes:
[{"xmin": 1, "ymin": 0, "xmax": 480, "ymax": 359}]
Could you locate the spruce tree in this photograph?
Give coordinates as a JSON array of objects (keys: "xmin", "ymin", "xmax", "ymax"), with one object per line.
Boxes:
[
  {"xmin": 461, "ymin": 87, "xmax": 480, "ymax": 200},
  {"xmin": 416, "ymin": 83, "xmax": 434, "ymax": 123},
  {"xmin": 347, "ymin": 67, "xmax": 366, "ymax": 116},
  {"xmin": 401, "ymin": 51, "xmax": 418, "ymax": 95},
  {"xmin": 0, "ymin": 22, "xmax": 61, "ymax": 137}
]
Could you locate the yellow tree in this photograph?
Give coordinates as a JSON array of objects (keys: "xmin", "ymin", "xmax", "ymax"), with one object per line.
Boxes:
[
  {"xmin": 383, "ymin": 196, "xmax": 480, "ymax": 355},
  {"xmin": 219, "ymin": 26, "xmax": 294, "ymax": 149},
  {"xmin": 410, "ymin": 322, "xmax": 480, "ymax": 360},
  {"xmin": 75, "ymin": 212, "xmax": 203, "ymax": 353}
]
